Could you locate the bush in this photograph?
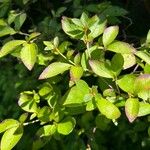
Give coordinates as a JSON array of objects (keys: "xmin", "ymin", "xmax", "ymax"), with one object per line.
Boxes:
[{"xmin": 0, "ymin": 0, "xmax": 150, "ymax": 150}]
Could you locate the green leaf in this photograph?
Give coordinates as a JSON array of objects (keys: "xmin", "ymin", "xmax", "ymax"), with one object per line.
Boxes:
[
  {"xmin": 18, "ymin": 92, "xmax": 38, "ymax": 113},
  {"xmin": 80, "ymin": 12, "xmax": 89, "ymax": 26},
  {"xmin": 36, "ymin": 124, "xmax": 56, "ymax": 137},
  {"xmin": 57, "ymin": 117, "xmax": 76, "ymax": 135},
  {"xmin": 61, "ymin": 17, "xmax": 84, "ymax": 39},
  {"xmin": 70, "ymin": 66, "xmax": 83, "ymax": 81},
  {"xmin": 138, "ymin": 102, "xmax": 150, "ymax": 117},
  {"xmin": 86, "ymin": 99, "xmax": 96, "ymax": 111},
  {"xmin": 135, "ymin": 51, "xmax": 150, "ymax": 65},
  {"xmin": 43, "ymin": 41, "xmax": 54, "ymax": 50},
  {"xmin": 19, "ymin": 113, "xmax": 28, "ymax": 123},
  {"xmin": 0, "ymin": 19, "xmax": 7, "ymax": 26},
  {"xmin": 20, "ymin": 43, "xmax": 38, "ymax": 70},
  {"xmin": 107, "ymin": 41, "xmax": 136, "ymax": 54},
  {"xmin": 146, "ymin": 29, "xmax": 150, "ymax": 44},
  {"xmin": 88, "ymin": 16, "xmax": 107, "ymax": 40},
  {"xmin": 117, "ymin": 74, "xmax": 136, "ymax": 94},
  {"xmin": 111, "ymin": 53, "xmax": 124, "ymax": 76},
  {"xmin": 122, "ymin": 53, "xmax": 136, "ymax": 69},
  {"xmin": 62, "ymin": 80, "xmax": 90, "ymax": 106},
  {"xmin": 7, "ymin": 11, "xmax": 18, "ymax": 24},
  {"xmin": 37, "ymin": 106, "xmax": 51, "ymax": 123},
  {"xmin": 96, "ymin": 95, "xmax": 121, "ymax": 119},
  {"xmin": 0, "ymin": 119, "xmax": 19, "ymax": 133},
  {"xmin": 27, "ymin": 32, "xmax": 41, "ymax": 42},
  {"xmin": 38, "ymin": 83, "xmax": 53, "ymax": 97},
  {"xmin": 0, "ymin": 26, "xmax": 16, "ymax": 37},
  {"xmin": 14, "ymin": 13, "xmax": 27, "ymax": 31},
  {"xmin": 1, "ymin": 125, "xmax": 23, "ymax": 150},
  {"xmin": 0, "ymin": 40, "xmax": 26, "ymax": 58},
  {"xmin": 137, "ymin": 90, "xmax": 150, "ymax": 100},
  {"xmin": 134, "ymin": 74, "xmax": 150, "ymax": 94},
  {"xmin": 144, "ymin": 64, "xmax": 150, "ymax": 73},
  {"xmin": 89, "ymin": 60, "xmax": 114, "ymax": 78},
  {"xmin": 103, "ymin": 26, "xmax": 119, "ymax": 47},
  {"xmin": 125, "ymin": 98, "xmax": 139, "ymax": 123},
  {"xmin": 39, "ymin": 62, "xmax": 71, "ymax": 79},
  {"xmin": 74, "ymin": 53, "xmax": 81, "ymax": 65},
  {"xmin": 71, "ymin": 18, "xmax": 84, "ymax": 28}
]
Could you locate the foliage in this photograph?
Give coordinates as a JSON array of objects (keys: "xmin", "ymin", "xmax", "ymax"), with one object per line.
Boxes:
[{"xmin": 0, "ymin": 0, "xmax": 150, "ymax": 150}]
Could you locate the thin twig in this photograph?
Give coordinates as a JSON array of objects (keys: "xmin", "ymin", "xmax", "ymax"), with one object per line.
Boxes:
[{"xmin": 23, "ymin": 119, "xmax": 39, "ymax": 126}]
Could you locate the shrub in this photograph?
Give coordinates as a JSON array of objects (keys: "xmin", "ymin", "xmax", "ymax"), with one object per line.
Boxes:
[{"xmin": 0, "ymin": 0, "xmax": 150, "ymax": 150}]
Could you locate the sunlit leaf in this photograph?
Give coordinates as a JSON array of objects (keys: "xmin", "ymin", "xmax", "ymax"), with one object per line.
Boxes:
[
  {"xmin": 122, "ymin": 53, "xmax": 136, "ymax": 69},
  {"xmin": 36, "ymin": 124, "xmax": 56, "ymax": 137},
  {"xmin": 39, "ymin": 62, "xmax": 71, "ymax": 79},
  {"xmin": 117, "ymin": 74, "xmax": 136, "ymax": 94},
  {"xmin": 96, "ymin": 95, "xmax": 121, "ymax": 119},
  {"xmin": 18, "ymin": 92, "xmax": 38, "ymax": 113},
  {"xmin": 103, "ymin": 26, "xmax": 119, "ymax": 47},
  {"xmin": 88, "ymin": 16, "xmax": 107, "ymax": 40},
  {"xmin": 0, "ymin": 40, "xmax": 26, "ymax": 57},
  {"xmin": 89, "ymin": 60, "xmax": 114, "ymax": 78},
  {"xmin": 1, "ymin": 125, "xmax": 23, "ymax": 150},
  {"xmin": 107, "ymin": 41, "xmax": 136, "ymax": 54},
  {"xmin": 0, "ymin": 119, "xmax": 19, "ymax": 133},
  {"xmin": 125, "ymin": 98, "xmax": 139, "ymax": 123},
  {"xmin": 62, "ymin": 80, "xmax": 90, "ymax": 106},
  {"xmin": 134, "ymin": 74, "xmax": 150, "ymax": 94},
  {"xmin": 57, "ymin": 117, "xmax": 76, "ymax": 135},
  {"xmin": 138, "ymin": 102, "xmax": 150, "ymax": 117},
  {"xmin": 20, "ymin": 43, "xmax": 38, "ymax": 70},
  {"xmin": 135, "ymin": 51, "xmax": 150, "ymax": 65},
  {"xmin": 70, "ymin": 66, "xmax": 83, "ymax": 81}
]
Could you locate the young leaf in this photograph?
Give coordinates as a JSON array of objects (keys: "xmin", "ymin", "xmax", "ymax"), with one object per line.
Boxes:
[
  {"xmin": 39, "ymin": 62, "xmax": 71, "ymax": 79},
  {"xmin": 0, "ymin": 119, "xmax": 19, "ymax": 133},
  {"xmin": 89, "ymin": 60, "xmax": 114, "ymax": 78},
  {"xmin": 0, "ymin": 40, "xmax": 26, "ymax": 57},
  {"xmin": 117, "ymin": 74, "xmax": 136, "ymax": 94},
  {"xmin": 57, "ymin": 117, "xmax": 76, "ymax": 135},
  {"xmin": 96, "ymin": 95, "xmax": 121, "ymax": 119},
  {"xmin": 1, "ymin": 125, "xmax": 23, "ymax": 150},
  {"xmin": 138, "ymin": 102, "xmax": 150, "ymax": 117},
  {"xmin": 103, "ymin": 26, "xmax": 119, "ymax": 47},
  {"xmin": 125, "ymin": 98, "xmax": 139, "ymax": 123},
  {"xmin": 62, "ymin": 80, "xmax": 90, "ymax": 106},
  {"xmin": 135, "ymin": 51, "xmax": 150, "ymax": 65},
  {"xmin": 107, "ymin": 41, "xmax": 136, "ymax": 54},
  {"xmin": 20, "ymin": 43, "xmax": 38, "ymax": 70}
]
